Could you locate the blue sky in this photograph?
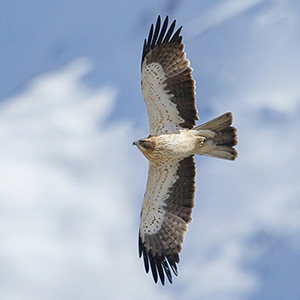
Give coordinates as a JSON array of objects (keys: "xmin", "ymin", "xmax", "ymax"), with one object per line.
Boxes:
[{"xmin": 1, "ymin": 1, "xmax": 300, "ymax": 299}]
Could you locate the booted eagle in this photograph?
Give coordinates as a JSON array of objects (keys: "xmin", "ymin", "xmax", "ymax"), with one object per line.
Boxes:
[{"xmin": 133, "ymin": 16, "xmax": 237, "ymax": 285}]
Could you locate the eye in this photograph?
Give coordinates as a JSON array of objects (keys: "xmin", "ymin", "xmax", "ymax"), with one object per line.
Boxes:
[{"xmin": 139, "ymin": 140, "xmax": 150, "ymax": 149}]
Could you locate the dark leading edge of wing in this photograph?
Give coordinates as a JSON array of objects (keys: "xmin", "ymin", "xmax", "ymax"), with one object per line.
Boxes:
[
  {"xmin": 139, "ymin": 156, "xmax": 196, "ymax": 285},
  {"xmin": 141, "ymin": 16, "xmax": 198, "ymax": 129}
]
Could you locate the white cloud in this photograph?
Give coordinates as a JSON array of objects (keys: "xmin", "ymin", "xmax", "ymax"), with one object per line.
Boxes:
[
  {"xmin": 1, "ymin": 53, "xmax": 300, "ymax": 299},
  {"xmin": 176, "ymin": 1, "xmax": 300, "ymax": 298},
  {"xmin": 0, "ymin": 59, "xmax": 172, "ymax": 300},
  {"xmin": 1, "ymin": 1, "xmax": 300, "ymax": 298},
  {"xmin": 187, "ymin": 0, "xmax": 264, "ymax": 36}
]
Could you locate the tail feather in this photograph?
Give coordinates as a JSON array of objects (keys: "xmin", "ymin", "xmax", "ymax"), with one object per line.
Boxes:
[
  {"xmin": 194, "ymin": 112, "xmax": 238, "ymax": 160},
  {"xmin": 195, "ymin": 112, "xmax": 233, "ymax": 131}
]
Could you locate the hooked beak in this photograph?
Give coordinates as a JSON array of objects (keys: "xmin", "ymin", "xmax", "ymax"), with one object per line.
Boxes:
[{"xmin": 132, "ymin": 141, "xmax": 137, "ymax": 146}]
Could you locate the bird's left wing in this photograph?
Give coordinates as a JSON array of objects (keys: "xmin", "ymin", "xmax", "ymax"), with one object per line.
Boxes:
[
  {"xmin": 139, "ymin": 156, "xmax": 195, "ymax": 285},
  {"xmin": 141, "ymin": 16, "xmax": 198, "ymax": 135}
]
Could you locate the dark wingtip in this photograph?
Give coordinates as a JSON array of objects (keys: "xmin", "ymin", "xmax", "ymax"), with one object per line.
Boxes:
[
  {"xmin": 162, "ymin": 259, "xmax": 173, "ymax": 284},
  {"xmin": 139, "ymin": 238, "xmax": 179, "ymax": 285},
  {"xmin": 149, "ymin": 256, "xmax": 158, "ymax": 283},
  {"xmin": 157, "ymin": 261, "xmax": 165, "ymax": 285},
  {"xmin": 170, "ymin": 26, "xmax": 182, "ymax": 42},
  {"xmin": 151, "ymin": 16, "xmax": 161, "ymax": 47},
  {"xmin": 167, "ymin": 254, "xmax": 179, "ymax": 276},
  {"xmin": 157, "ymin": 16, "xmax": 169, "ymax": 45},
  {"xmin": 171, "ymin": 264, "xmax": 178, "ymax": 276},
  {"xmin": 163, "ymin": 19, "xmax": 176, "ymax": 43},
  {"xmin": 143, "ymin": 250, "xmax": 150, "ymax": 273},
  {"xmin": 138, "ymin": 235, "xmax": 142, "ymax": 258},
  {"xmin": 142, "ymin": 15, "xmax": 183, "ymax": 64},
  {"xmin": 147, "ymin": 24, "xmax": 154, "ymax": 46}
]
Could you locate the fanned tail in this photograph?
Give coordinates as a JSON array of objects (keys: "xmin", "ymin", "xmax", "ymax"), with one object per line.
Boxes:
[{"xmin": 194, "ymin": 112, "xmax": 238, "ymax": 160}]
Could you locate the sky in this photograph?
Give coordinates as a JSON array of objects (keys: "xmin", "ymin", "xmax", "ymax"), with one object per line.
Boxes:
[{"xmin": 1, "ymin": 1, "xmax": 300, "ymax": 299}]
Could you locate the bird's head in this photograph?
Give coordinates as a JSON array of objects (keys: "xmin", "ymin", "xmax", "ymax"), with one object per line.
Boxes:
[{"xmin": 133, "ymin": 137, "xmax": 156, "ymax": 159}]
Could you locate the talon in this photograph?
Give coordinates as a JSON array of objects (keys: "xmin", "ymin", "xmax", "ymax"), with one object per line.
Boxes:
[{"xmin": 198, "ymin": 137, "xmax": 206, "ymax": 146}]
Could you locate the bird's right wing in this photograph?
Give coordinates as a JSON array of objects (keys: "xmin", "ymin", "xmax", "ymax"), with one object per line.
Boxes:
[{"xmin": 141, "ymin": 16, "xmax": 198, "ymax": 135}]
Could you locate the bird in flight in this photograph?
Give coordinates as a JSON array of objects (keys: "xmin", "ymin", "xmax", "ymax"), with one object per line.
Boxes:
[{"xmin": 133, "ymin": 16, "xmax": 238, "ymax": 285}]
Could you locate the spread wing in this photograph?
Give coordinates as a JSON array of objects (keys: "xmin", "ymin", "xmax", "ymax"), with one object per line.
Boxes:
[
  {"xmin": 139, "ymin": 156, "xmax": 195, "ymax": 285},
  {"xmin": 141, "ymin": 16, "xmax": 198, "ymax": 135}
]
